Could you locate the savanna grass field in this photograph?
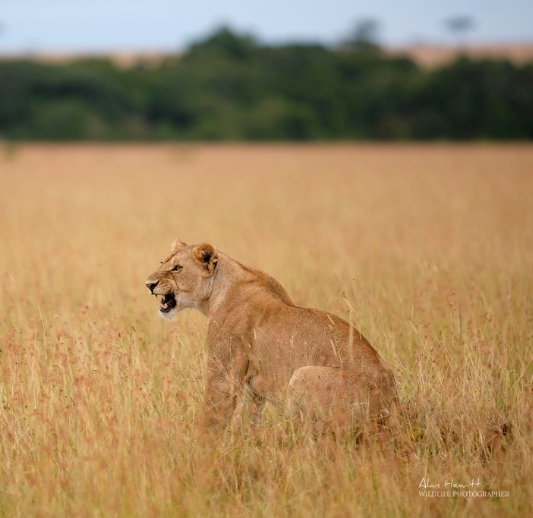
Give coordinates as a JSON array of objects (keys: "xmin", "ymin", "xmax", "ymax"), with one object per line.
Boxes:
[{"xmin": 1, "ymin": 143, "xmax": 532, "ymax": 517}]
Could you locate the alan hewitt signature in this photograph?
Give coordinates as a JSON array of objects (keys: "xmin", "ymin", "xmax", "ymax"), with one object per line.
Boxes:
[
  {"xmin": 419, "ymin": 478, "xmax": 481, "ymax": 489},
  {"xmin": 418, "ymin": 478, "xmax": 510, "ymax": 498}
]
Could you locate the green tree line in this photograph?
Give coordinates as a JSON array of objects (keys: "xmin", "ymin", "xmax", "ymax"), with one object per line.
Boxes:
[{"xmin": 1, "ymin": 27, "xmax": 532, "ymax": 140}]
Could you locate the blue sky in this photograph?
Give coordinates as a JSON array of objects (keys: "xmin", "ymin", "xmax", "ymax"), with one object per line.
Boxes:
[{"xmin": 1, "ymin": 0, "xmax": 532, "ymax": 54}]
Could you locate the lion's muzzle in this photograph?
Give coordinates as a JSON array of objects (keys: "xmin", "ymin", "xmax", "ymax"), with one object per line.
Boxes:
[
  {"xmin": 146, "ymin": 280, "xmax": 159, "ymax": 293},
  {"xmin": 145, "ymin": 279, "xmax": 177, "ymax": 314}
]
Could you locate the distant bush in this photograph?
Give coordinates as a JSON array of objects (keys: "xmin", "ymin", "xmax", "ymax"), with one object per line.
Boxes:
[{"xmin": 0, "ymin": 27, "xmax": 532, "ymax": 140}]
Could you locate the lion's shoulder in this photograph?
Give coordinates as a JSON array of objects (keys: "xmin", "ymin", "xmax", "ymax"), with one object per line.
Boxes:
[{"xmin": 230, "ymin": 260, "xmax": 294, "ymax": 306}]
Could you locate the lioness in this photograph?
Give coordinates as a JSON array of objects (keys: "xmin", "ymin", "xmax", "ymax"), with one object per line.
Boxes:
[{"xmin": 146, "ymin": 239, "xmax": 397, "ymax": 433}]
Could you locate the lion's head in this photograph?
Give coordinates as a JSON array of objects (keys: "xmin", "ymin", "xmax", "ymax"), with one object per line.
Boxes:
[{"xmin": 145, "ymin": 238, "xmax": 218, "ymax": 320}]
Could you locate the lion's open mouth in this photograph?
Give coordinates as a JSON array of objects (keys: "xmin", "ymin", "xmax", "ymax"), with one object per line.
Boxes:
[{"xmin": 159, "ymin": 292, "xmax": 177, "ymax": 313}]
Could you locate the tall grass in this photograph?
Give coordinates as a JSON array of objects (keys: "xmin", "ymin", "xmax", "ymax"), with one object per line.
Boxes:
[{"xmin": 1, "ymin": 143, "xmax": 532, "ymax": 517}]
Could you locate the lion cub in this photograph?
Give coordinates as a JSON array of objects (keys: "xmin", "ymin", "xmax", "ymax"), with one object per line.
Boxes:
[{"xmin": 146, "ymin": 239, "xmax": 397, "ymax": 433}]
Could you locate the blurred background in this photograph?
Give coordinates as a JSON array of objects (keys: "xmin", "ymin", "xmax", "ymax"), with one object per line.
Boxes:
[{"xmin": 0, "ymin": 0, "xmax": 532, "ymax": 141}]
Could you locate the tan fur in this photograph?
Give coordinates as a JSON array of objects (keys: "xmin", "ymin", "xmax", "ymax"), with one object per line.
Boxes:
[{"xmin": 146, "ymin": 240, "xmax": 397, "ymax": 434}]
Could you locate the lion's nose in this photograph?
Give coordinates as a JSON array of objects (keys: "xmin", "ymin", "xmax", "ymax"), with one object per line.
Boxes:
[{"xmin": 146, "ymin": 280, "xmax": 159, "ymax": 293}]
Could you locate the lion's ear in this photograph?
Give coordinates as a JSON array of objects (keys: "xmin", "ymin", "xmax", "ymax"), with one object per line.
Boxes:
[
  {"xmin": 193, "ymin": 244, "xmax": 218, "ymax": 276},
  {"xmin": 171, "ymin": 237, "xmax": 186, "ymax": 252}
]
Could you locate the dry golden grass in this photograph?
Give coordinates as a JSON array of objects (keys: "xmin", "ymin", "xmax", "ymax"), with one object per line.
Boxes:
[
  {"xmin": 0, "ymin": 143, "xmax": 532, "ymax": 517},
  {"xmin": 388, "ymin": 43, "xmax": 533, "ymax": 68},
  {"xmin": 10, "ymin": 43, "xmax": 533, "ymax": 69}
]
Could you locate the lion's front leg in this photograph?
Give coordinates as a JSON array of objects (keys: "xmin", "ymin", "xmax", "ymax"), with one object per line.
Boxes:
[
  {"xmin": 199, "ymin": 349, "xmax": 248, "ymax": 433},
  {"xmin": 241, "ymin": 383, "xmax": 266, "ymax": 425},
  {"xmin": 228, "ymin": 385, "xmax": 266, "ymax": 432}
]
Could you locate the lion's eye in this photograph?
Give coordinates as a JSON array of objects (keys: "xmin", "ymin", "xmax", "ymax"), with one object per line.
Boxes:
[{"xmin": 172, "ymin": 265, "xmax": 182, "ymax": 272}]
